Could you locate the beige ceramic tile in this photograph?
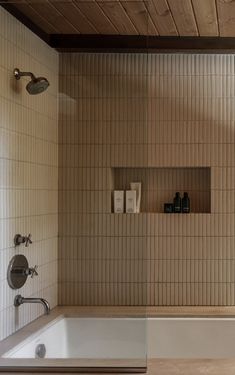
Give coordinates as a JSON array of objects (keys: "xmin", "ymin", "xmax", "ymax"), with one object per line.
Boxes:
[
  {"xmin": 0, "ymin": 7, "xmax": 58, "ymax": 341},
  {"xmin": 58, "ymin": 52, "xmax": 235, "ymax": 308}
]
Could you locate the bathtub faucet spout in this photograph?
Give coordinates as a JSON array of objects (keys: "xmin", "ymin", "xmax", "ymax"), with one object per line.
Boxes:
[{"xmin": 14, "ymin": 294, "xmax": 50, "ymax": 315}]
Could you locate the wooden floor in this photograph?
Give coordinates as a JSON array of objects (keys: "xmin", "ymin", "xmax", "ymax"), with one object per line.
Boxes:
[{"xmin": 147, "ymin": 359, "xmax": 235, "ymax": 374}]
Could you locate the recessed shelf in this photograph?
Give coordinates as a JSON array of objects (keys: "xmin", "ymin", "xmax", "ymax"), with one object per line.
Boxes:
[
  {"xmin": 111, "ymin": 213, "xmax": 212, "ymax": 215},
  {"xmin": 112, "ymin": 167, "xmax": 211, "ymax": 214}
]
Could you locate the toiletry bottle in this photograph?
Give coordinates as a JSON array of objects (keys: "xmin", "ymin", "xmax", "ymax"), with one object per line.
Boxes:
[
  {"xmin": 164, "ymin": 203, "xmax": 174, "ymax": 213},
  {"xmin": 114, "ymin": 191, "xmax": 124, "ymax": 213},
  {"xmin": 182, "ymin": 192, "xmax": 190, "ymax": 213},
  {"xmin": 130, "ymin": 182, "xmax": 141, "ymax": 213},
  {"xmin": 126, "ymin": 190, "xmax": 137, "ymax": 213},
  {"xmin": 173, "ymin": 192, "xmax": 181, "ymax": 213}
]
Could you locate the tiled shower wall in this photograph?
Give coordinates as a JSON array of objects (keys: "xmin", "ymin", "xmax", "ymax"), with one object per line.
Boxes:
[
  {"xmin": 59, "ymin": 53, "xmax": 235, "ymax": 306},
  {"xmin": 0, "ymin": 8, "xmax": 58, "ymax": 340}
]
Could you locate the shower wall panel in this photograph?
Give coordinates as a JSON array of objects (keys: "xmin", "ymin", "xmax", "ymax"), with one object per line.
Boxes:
[
  {"xmin": 0, "ymin": 8, "xmax": 58, "ymax": 340},
  {"xmin": 59, "ymin": 53, "xmax": 148, "ymax": 305},
  {"xmin": 59, "ymin": 53, "xmax": 235, "ymax": 306}
]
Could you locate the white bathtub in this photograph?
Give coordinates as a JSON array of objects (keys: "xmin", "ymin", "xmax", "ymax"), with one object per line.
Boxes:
[
  {"xmin": 3, "ymin": 316, "xmax": 235, "ymax": 360},
  {"xmin": 3, "ymin": 317, "xmax": 146, "ymax": 360}
]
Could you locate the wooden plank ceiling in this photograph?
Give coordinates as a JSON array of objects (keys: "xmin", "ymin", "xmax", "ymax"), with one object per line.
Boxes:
[
  {"xmin": 2, "ymin": 0, "xmax": 235, "ymax": 37},
  {"xmin": 2, "ymin": 0, "xmax": 235, "ymax": 51}
]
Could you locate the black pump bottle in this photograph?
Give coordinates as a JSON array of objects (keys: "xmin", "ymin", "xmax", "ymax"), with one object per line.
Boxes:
[
  {"xmin": 182, "ymin": 192, "xmax": 190, "ymax": 213},
  {"xmin": 173, "ymin": 192, "xmax": 181, "ymax": 213}
]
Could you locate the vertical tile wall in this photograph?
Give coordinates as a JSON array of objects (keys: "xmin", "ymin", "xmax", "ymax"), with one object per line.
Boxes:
[
  {"xmin": 0, "ymin": 8, "xmax": 58, "ymax": 340},
  {"xmin": 59, "ymin": 54, "xmax": 148, "ymax": 305},
  {"xmin": 59, "ymin": 53, "xmax": 235, "ymax": 307}
]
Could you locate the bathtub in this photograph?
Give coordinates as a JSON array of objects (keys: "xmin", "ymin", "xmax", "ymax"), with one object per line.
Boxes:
[
  {"xmin": 0, "ymin": 315, "xmax": 147, "ymax": 372},
  {"xmin": 1, "ymin": 312, "xmax": 235, "ymax": 372},
  {"xmin": 3, "ymin": 317, "xmax": 146, "ymax": 359}
]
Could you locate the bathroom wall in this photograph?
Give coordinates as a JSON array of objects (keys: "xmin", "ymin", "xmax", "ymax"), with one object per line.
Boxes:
[
  {"xmin": 0, "ymin": 8, "xmax": 58, "ymax": 340},
  {"xmin": 59, "ymin": 53, "xmax": 235, "ymax": 306},
  {"xmin": 59, "ymin": 54, "xmax": 148, "ymax": 305}
]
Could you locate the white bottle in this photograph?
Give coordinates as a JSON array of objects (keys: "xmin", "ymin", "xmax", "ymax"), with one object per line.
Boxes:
[
  {"xmin": 126, "ymin": 190, "xmax": 137, "ymax": 213},
  {"xmin": 114, "ymin": 191, "xmax": 124, "ymax": 213},
  {"xmin": 130, "ymin": 182, "xmax": 141, "ymax": 213}
]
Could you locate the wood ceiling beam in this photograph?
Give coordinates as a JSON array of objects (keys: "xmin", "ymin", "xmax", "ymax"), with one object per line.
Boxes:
[{"xmin": 50, "ymin": 35, "xmax": 235, "ymax": 53}]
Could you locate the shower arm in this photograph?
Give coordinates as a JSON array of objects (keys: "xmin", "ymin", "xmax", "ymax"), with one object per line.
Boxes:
[{"xmin": 14, "ymin": 68, "xmax": 36, "ymax": 81}]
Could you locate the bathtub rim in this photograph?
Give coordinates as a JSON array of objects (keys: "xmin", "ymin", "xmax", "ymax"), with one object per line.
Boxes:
[
  {"xmin": 1, "ymin": 305, "xmax": 235, "ymax": 358},
  {"xmin": 1, "ymin": 305, "xmax": 235, "ymax": 372}
]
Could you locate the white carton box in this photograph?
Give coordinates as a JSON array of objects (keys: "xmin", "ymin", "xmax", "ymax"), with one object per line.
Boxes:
[
  {"xmin": 126, "ymin": 190, "xmax": 136, "ymax": 213},
  {"xmin": 114, "ymin": 191, "xmax": 124, "ymax": 213}
]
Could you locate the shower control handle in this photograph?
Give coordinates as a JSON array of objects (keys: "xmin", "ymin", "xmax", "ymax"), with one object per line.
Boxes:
[
  {"xmin": 26, "ymin": 265, "xmax": 38, "ymax": 278},
  {"xmin": 7, "ymin": 255, "xmax": 38, "ymax": 289},
  {"xmin": 25, "ymin": 234, "xmax": 32, "ymax": 247},
  {"xmin": 14, "ymin": 233, "xmax": 32, "ymax": 247}
]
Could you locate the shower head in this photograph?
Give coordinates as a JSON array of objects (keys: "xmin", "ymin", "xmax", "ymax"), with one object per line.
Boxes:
[
  {"xmin": 26, "ymin": 77, "xmax": 49, "ymax": 95},
  {"xmin": 14, "ymin": 68, "xmax": 49, "ymax": 95}
]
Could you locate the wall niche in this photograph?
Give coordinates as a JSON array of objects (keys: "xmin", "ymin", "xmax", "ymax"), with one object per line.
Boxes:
[{"xmin": 112, "ymin": 167, "xmax": 211, "ymax": 213}]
